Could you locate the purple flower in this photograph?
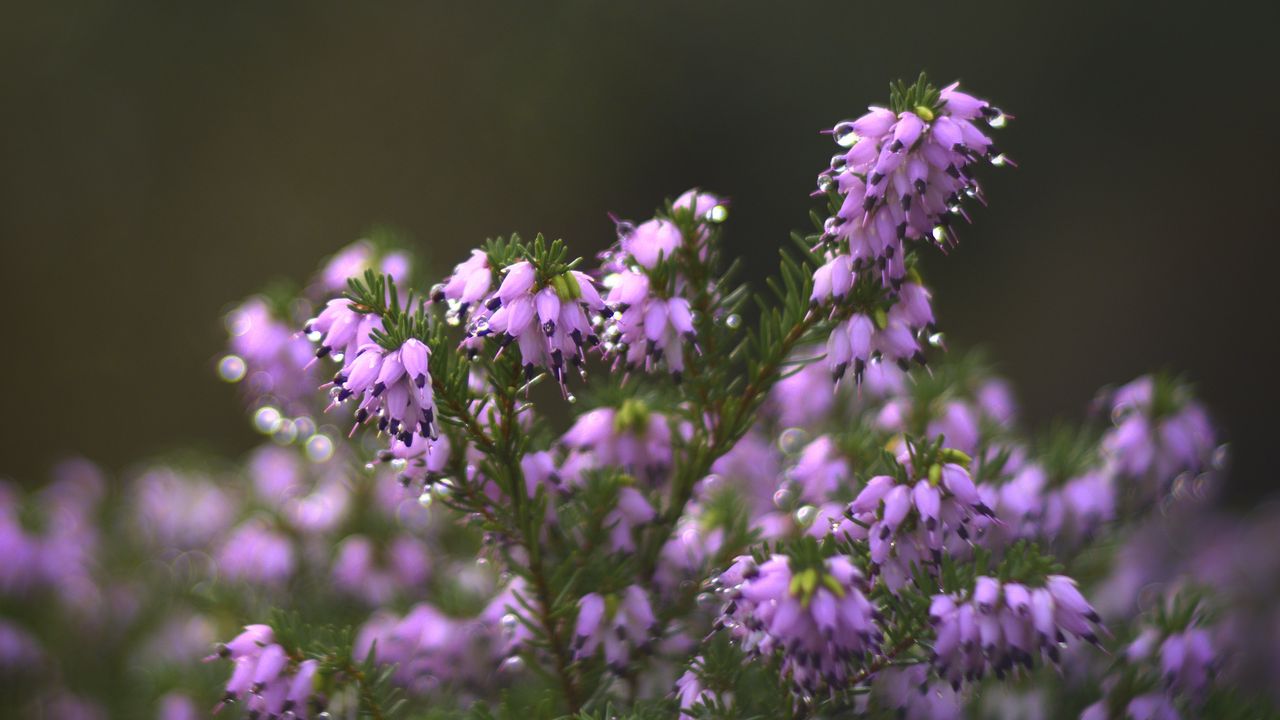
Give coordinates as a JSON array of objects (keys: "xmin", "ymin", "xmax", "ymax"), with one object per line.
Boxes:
[
  {"xmin": 436, "ymin": 249, "xmax": 494, "ymax": 311},
  {"xmin": 572, "ymin": 586, "xmax": 657, "ymax": 672},
  {"xmin": 1126, "ymin": 693, "xmax": 1181, "ymax": 720},
  {"xmin": 157, "ymin": 692, "xmax": 200, "ymax": 720},
  {"xmin": 601, "ymin": 267, "xmax": 697, "ymax": 378},
  {"xmin": 305, "ymin": 297, "xmax": 382, "ymax": 366},
  {"xmin": 222, "ymin": 297, "xmax": 319, "ymax": 411},
  {"xmin": 471, "ymin": 260, "xmax": 604, "ymax": 386},
  {"xmin": 210, "ymin": 626, "xmax": 323, "ymax": 717},
  {"xmin": 930, "ymin": 574, "xmax": 1104, "ymax": 689},
  {"xmin": 561, "ymin": 402, "xmax": 675, "ymax": 485},
  {"xmin": 356, "ymin": 603, "xmax": 477, "ymax": 693},
  {"xmin": 819, "ymin": 82, "xmax": 1006, "ymax": 277},
  {"xmin": 332, "ymin": 534, "xmax": 431, "ymax": 606},
  {"xmin": 604, "ymin": 486, "xmax": 657, "ymax": 553},
  {"xmin": 787, "ymin": 435, "xmax": 851, "ymax": 503},
  {"xmin": 827, "ymin": 309, "xmax": 927, "ymax": 384},
  {"xmin": 1102, "ymin": 376, "xmax": 1217, "ymax": 493},
  {"xmin": 330, "ymin": 337, "xmax": 438, "ymax": 445},
  {"xmin": 842, "ymin": 453, "xmax": 994, "ymax": 591},
  {"xmin": 0, "ymin": 619, "xmax": 44, "ymax": 671},
  {"xmin": 620, "ymin": 218, "xmax": 683, "ymax": 270},
  {"xmin": 870, "ymin": 664, "xmax": 962, "ymax": 719},
  {"xmin": 216, "ymin": 521, "xmax": 295, "ymax": 587},
  {"xmin": 133, "ymin": 467, "xmax": 235, "ymax": 551},
  {"xmin": 674, "ymin": 659, "xmax": 723, "ymax": 719},
  {"xmin": 718, "ymin": 553, "xmax": 880, "ymax": 693},
  {"xmin": 316, "ymin": 239, "xmax": 411, "ymax": 294}
]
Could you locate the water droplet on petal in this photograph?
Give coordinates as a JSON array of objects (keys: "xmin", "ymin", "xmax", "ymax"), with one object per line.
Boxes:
[
  {"xmin": 499, "ymin": 656, "xmax": 525, "ymax": 673},
  {"xmin": 988, "ymin": 112, "xmax": 1008, "ymax": 129},
  {"xmin": 778, "ymin": 427, "xmax": 809, "ymax": 454},
  {"xmin": 830, "ymin": 153, "xmax": 849, "ymax": 173},
  {"xmin": 795, "ymin": 505, "xmax": 817, "ymax": 527},
  {"xmin": 705, "ymin": 205, "xmax": 728, "ymax": 224},
  {"xmin": 773, "ymin": 487, "xmax": 794, "ymax": 510},
  {"xmin": 418, "ymin": 490, "xmax": 434, "ymax": 508},
  {"xmin": 724, "ymin": 314, "xmax": 742, "ymax": 329},
  {"xmin": 696, "ymin": 592, "xmax": 715, "ymax": 608},
  {"xmin": 817, "ymin": 174, "xmax": 835, "ymax": 192},
  {"xmin": 833, "ymin": 122, "xmax": 858, "ymax": 148}
]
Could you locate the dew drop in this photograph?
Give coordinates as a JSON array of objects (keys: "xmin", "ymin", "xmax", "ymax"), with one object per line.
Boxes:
[
  {"xmin": 830, "ymin": 153, "xmax": 849, "ymax": 173},
  {"xmin": 778, "ymin": 427, "xmax": 809, "ymax": 454},
  {"xmin": 501, "ymin": 613, "xmax": 519, "ymax": 632},
  {"xmin": 418, "ymin": 490, "xmax": 434, "ymax": 508},
  {"xmin": 1212, "ymin": 443, "xmax": 1230, "ymax": 470},
  {"xmin": 988, "ymin": 112, "xmax": 1008, "ymax": 129},
  {"xmin": 724, "ymin": 314, "xmax": 742, "ymax": 329},
  {"xmin": 990, "ymin": 153, "xmax": 1009, "ymax": 167},
  {"xmin": 931, "ymin": 225, "xmax": 947, "ymax": 243},
  {"xmin": 833, "ymin": 122, "xmax": 858, "ymax": 148},
  {"xmin": 305, "ymin": 434, "xmax": 334, "ymax": 463},
  {"xmin": 773, "ymin": 487, "xmax": 794, "ymax": 511},
  {"xmin": 705, "ymin": 204, "xmax": 728, "ymax": 224},
  {"xmin": 928, "ymin": 332, "xmax": 945, "ymax": 347},
  {"xmin": 795, "ymin": 505, "xmax": 817, "ymax": 527},
  {"xmin": 566, "ymin": 393, "xmax": 578, "ymax": 404},
  {"xmin": 217, "ymin": 355, "xmax": 247, "ymax": 383},
  {"xmin": 500, "ymin": 656, "xmax": 525, "ymax": 673},
  {"xmin": 696, "ymin": 592, "xmax": 715, "ymax": 608},
  {"xmin": 817, "ymin": 174, "xmax": 835, "ymax": 193},
  {"xmin": 253, "ymin": 406, "xmax": 283, "ymax": 434},
  {"xmin": 306, "ymin": 330, "xmax": 323, "ymax": 342}
]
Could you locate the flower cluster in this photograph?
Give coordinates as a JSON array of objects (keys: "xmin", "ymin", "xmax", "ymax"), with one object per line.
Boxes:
[
  {"xmin": 1102, "ymin": 375, "xmax": 1218, "ymax": 492},
  {"xmin": 717, "ymin": 552, "xmax": 881, "ymax": 693},
  {"xmin": 813, "ymin": 76, "xmax": 1007, "ymax": 384},
  {"xmin": 329, "ymin": 337, "xmax": 439, "ymax": 445},
  {"xmin": 209, "ymin": 625, "xmax": 323, "ymax": 718},
  {"xmin": 572, "ymin": 586, "xmax": 658, "ymax": 671},
  {"xmin": 598, "ymin": 190, "xmax": 724, "ymax": 379},
  {"xmin": 930, "ymin": 575, "xmax": 1104, "ymax": 689},
  {"xmin": 465, "ymin": 257, "xmax": 604, "ymax": 387},
  {"xmin": 839, "ymin": 448, "xmax": 995, "ymax": 591}
]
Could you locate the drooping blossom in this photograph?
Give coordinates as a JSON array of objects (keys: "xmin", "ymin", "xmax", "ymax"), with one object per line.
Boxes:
[
  {"xmin": 786, "ymin": 435, "xmax": 851, "ymax": 503},
  {"xmin": 601, "ymin": 267, "xmax": 697, "ymax": 379},
  {"xmin": 209, "ymin": 625, "xmax": 323, "ymax": 717},
  {"xmin": 332, "ymin": 534, "xmax": 431, "ymax": 606},
  {"xmin": 305, "ymin": 298, "xmax": 382, "ymax": 366},
  {"xmin": 870, "ymin": 664, "xmax": 962, "ymax": 719},
  {"xmin": 930, "ymin": 575, "xmax": 1104, "ymax": 689},
  {"xmin": 674, "ymin": 660, "xmax": 723, "ymax": 719},
  {"xmin": 818, "ymin": 81, "xmax": 1007, "ymax": 280},
  {"xmin": 826, "ymin": 308, "xmax": 928, "ymax": 383},
  {"xmin": 315, "ymin": 239, "xmax": 411, "ymax": 295},
  {"xmin": 717, "ymin": 553, "xmax": 881, "ymax": 693},
  {"xmin": 330, "ymin": 337, "xmax": 438, "ymax": 445},
  {"xmin": 841, "ymin": 452, "xmax": 995, "ymax": 591},
  {"xmin": 572, "ymin": 586, "xmax": 657, "ymax": 672},
  {"xmin": 561, "ymin": 402, "xmax": 675, "ymax": 485},
  {"xmin": 1102, "ymin": 376, "xmax": 1216, "ymax": 492},
  {"xmin": 470, "ymin": 260, "xmax": 604, "ymax": 386},
  {"xmin": 216, "ymin": 521, "xmax": 295, "ymax": 587},
  {"xmin": 222, "ymin": 297, "xmax": 319, "ymax": 410}
]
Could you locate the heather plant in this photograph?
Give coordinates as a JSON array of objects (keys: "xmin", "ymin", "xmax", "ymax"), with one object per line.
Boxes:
[{"xmin": 2, "ymin": 73, "xmax": 1277, "ymax": 720}]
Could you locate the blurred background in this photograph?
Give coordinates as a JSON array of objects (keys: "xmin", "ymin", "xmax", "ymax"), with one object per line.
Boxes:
[{"xmin": 1, "ymin": 1, "xmax": 1276, "ymax": 502}]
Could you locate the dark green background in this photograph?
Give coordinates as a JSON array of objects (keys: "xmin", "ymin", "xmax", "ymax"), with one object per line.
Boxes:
[{"xmin": 2, "ymin": 2, "xmax": 1276, "ymax": 500}]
